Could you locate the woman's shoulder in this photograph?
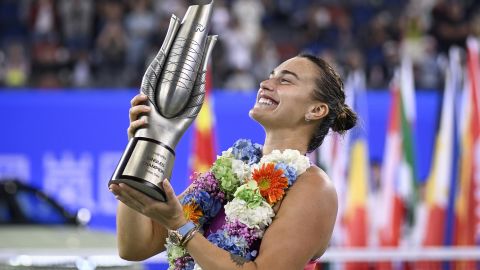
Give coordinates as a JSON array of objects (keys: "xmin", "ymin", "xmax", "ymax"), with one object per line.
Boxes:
[
  {"xmin": 270, "ymin": 164, "xmax": 338, "ymax": 258},
  {"xmin": 276, "ymin": 164, "xmax": 338, "ymax": 217},
  {"xmin": 290, "ymin": 165, "xmax": 337, "ymax": 203}
]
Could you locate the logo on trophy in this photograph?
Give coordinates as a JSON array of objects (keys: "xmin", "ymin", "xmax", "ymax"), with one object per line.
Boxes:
[{"xmin": 109, "ymin": 1, "xmax": 217, "ymax": 202}]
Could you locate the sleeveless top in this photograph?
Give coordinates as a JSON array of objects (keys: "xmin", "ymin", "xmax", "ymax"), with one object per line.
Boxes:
[{"xmin": 204, "ymin": 208, "xmax": 320, "ymax": 270}]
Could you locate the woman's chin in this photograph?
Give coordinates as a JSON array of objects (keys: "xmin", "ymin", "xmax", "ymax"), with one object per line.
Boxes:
[
  {"xmin": 249, "ymin": 106, "xmax": 265, "ymax": 119},
  {"xmin": 249, "ymin": 108, "xmax": 272, "ymax": 126}
]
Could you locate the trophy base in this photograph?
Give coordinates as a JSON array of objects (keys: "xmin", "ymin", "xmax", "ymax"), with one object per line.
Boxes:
[
  {"xmin": 110, "ymin": 177, "xmax": 167, "ymax": 202},
  {"xmin": 110, "ymin": 137, "xmax": 175, "ymax": 202}
]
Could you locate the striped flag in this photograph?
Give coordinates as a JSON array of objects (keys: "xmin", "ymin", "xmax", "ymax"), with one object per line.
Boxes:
[
  {"xmin": 190, "ymin": 68, "xmax": 217, "ymax": 174},
  {"xmin": 417, "ymin": 48, "xmax": 461, "ymax": 269},
  {"xmin": 315, "ymin": 72, "xmax": 363, "ymax": 270},
  {"xmin": 454, "ymin": 37, "xmax": 480, "ymax": 269},
  {"xmin": 343, "ymin": 71, "xmax": 370, "ymax": 270},
  {"xmin": 316, "ymin": 82, "xmax": 353, "ymax": 252},
  {"xmin": 317, "ymin": 113, "xmax": 350, "ymax": 257},
  {"xmin": 377, "ymin": 56, "xmax": 417, "ymax": 269}
]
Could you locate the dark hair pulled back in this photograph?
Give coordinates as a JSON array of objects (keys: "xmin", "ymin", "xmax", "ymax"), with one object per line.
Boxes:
[{"xmin": 298, "ymin": 53, "xmax": 358, "ymax": 153}]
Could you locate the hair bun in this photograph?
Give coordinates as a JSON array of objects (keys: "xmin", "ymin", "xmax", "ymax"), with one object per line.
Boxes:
[{"xmin": 332, "ymin": 105, "xmax": 357, "ymax": 133}]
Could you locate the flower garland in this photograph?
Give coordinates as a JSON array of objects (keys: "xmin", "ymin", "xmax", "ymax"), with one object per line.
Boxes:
[{"xmin": 166, "ymin": 139, "xmax": 311, "ymax": 270}]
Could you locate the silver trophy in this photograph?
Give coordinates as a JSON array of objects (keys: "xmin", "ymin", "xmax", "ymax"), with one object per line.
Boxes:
[{"xmin": 109, "ymin": 1, "xmax": 217, "ymax": 201}]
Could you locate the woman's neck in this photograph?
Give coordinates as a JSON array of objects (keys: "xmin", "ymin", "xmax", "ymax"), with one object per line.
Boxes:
[{"xmin": 262, "ymin": 129, "xmax": 310, "ymax": 155}]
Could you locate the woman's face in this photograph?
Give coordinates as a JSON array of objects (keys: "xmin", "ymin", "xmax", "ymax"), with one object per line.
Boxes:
[{"xmin": 249, "ymin": 57, "xmax": 322, "ymax": 129}]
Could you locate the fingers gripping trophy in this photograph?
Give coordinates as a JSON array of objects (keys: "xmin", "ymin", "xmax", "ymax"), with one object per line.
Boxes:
[{"xmin": 109, "ymin": 1, "xmax": 217, "ymax": 202}]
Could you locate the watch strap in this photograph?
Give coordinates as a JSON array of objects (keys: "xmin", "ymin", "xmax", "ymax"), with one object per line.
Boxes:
[
  {"xmin": 181, "ymin": 226, "xmax": 198, "ymax": 246},
  {"xmin": 177, "ymin": 221, "xmax": 196, "ymax": 237}
]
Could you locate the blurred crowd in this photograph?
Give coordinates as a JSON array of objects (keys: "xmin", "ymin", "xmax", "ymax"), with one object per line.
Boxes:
[{"xmin": 0, "ymin": 0, "xmax": 479, "ymax": 90}]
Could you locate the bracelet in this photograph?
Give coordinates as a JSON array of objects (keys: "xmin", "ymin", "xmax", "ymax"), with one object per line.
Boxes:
[{"xmin": 180, "ymin": 226, "xmax": 198, "ymax": 247}]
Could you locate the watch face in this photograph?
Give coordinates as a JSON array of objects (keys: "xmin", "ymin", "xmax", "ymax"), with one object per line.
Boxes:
[{"xmin": 168, "ymin": 231, "xmax": 182, "ymax": 245}]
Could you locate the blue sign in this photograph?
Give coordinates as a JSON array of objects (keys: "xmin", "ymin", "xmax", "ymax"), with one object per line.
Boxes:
[{"xmin": 0, "ymin": 89, "xmax": 440, "ymax": 230}]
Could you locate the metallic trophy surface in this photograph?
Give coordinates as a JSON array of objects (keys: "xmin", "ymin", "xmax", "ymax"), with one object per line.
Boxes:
[{"xmin": 109, "ymin": 1, "xmax": 217, "ymax": 202}]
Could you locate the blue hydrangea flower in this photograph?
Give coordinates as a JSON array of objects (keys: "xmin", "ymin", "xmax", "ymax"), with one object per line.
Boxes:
[
  {"xmin": 194, "ymin": 190, "xmax": 222, "ymax": 219},
  {"xmin": 248, "ymin": 250, "xmax": 258, "ymax": 260},
  {"xmin": 207, "ymin": 230, "xmax": 248, "ymax": 257},
  {"xmin": 184, "ymin": 260, "xmax": 195, "ymax": 270},
  {"xmin": 231, "ymin": 139, "xmax": 263, "ymax": 165},
  {"xmin": 275, "ymin": 162, "xmax": 297, "ymax": 185},
  {"xmin": 180, "ymin": 192, "xmax": 195, "ymax": 205}
]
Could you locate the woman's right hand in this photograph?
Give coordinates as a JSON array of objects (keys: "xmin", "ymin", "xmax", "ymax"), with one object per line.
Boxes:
[{"xmin": 127, "ymin": 93, "xmax": 151, "ymax": 140}]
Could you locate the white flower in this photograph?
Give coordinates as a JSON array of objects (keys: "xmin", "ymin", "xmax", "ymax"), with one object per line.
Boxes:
[
  {"xmin": 193, "ymin": 264, "xmax": 203, "ymax": 270},
  {"xmin": 260, "ymin": 149, "xmax": 310, "ymax": 175},
  {"xmin": 220, "ymin": 147, "xmax": 234, "ymax": 158},
  {"xmin": 231, "ymin": 159, "xmax": 251, "ymax": 183},
  {"xmin": 224, "ymin": 198, "xmax": 275, "ymax": 229},
  {"xmin": 165, "ymin": 238, "xmax": 187, "ymax": 263},
  {"xmin": 260, "ymin": 149, "xmax": 282, "ymax": 163}
]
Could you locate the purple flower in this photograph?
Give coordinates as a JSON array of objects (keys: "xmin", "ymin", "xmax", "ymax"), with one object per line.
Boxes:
[
  {"xmin": 173, "ymin": 255, "xmax": 194, "ymax": 270},
  {"xmin": 275, "ymin": 162, "xmax": 297, "ymax": 185},
  {"xmin": 231, "ymin": 139, "xmax": 263, "ymax": 165},
  {"xmin": 192, "ymin": 172, "xmax": 225, "ymax": 202},
  {"xmin": 223, "ymin": 220, "xmax": 262, "ymax": 246}
]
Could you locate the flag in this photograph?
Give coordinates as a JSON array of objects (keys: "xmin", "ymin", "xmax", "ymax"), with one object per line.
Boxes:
[
  {"xmin": 417, "ymin": 47, "xmax": 461, "ymax": 269},
  {"xmin": 316, "ymin": 127, "xmax": 349, "ymax": 270},
  {"xmin": 424, "ymin": 48, "xmax": 461, "ymax": 243},
  {"xmin": 343, "ymin": 71, "xmax": 370, "ymax": 270},
  {"xmin": 314, "ymin": 71, "xmax": 364, "ymax": 270},
  {"xmin": 377, "ymin": 56, "xmax": 417, "ymax": 269},
  {"xmin": 316, "ymin": 75, "xmax": 354, "ymax": 252},
  {"xmin": 190, "ymin": 68, "xmax": 217, "ymax": 174},
  {"xmin": 454, "ymin": 37, "xmax": 480, "ymax": 269}
]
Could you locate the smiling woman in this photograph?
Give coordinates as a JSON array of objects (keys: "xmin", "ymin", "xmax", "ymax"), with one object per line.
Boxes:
[{"xmin": 110, "ymin": 53, "xmax": 357, "ymax": 270}]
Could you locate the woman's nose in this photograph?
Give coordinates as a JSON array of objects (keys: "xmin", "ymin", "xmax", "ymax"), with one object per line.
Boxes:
[{"xmin": 260, "ymin": 78, "xmax": 274, "ymax": 91}]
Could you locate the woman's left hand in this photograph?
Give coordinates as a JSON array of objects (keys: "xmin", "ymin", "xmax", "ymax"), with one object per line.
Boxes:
[{"xmin": 109, "ymin": 180, "xmax": 187, "ymax": 230}]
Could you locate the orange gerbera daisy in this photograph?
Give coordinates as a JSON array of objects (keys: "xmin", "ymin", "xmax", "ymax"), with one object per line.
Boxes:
[
  {"xmin": 252, "ymin": 163, "xmax": 288, "ymax": 205},
  {"xmin": 182, "ymin": 203, "xmax": 203, "ymax": 224}
]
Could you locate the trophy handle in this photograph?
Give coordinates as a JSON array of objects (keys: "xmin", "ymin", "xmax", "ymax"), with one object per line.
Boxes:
[
  {"xmin": 141, "ymin": 15, "xmax": 181, "ymax": 110},
  {"xmin": 181, "ymin": 35, "xmax": 218, "ymax": 120}
]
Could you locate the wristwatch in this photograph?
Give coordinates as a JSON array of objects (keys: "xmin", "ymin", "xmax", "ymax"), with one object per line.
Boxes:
[{"xmin": 168, "ymin": 221, "xmax": 198, "ymax": 246}]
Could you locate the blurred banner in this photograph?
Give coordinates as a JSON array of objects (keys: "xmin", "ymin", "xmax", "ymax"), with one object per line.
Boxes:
[
  {"xmin": 0, "ymin": 89, "xmax": 441, "ymax": 230},
  {"xmin": 189, "ymin": 68, "xmax": 217, "ymax": 175}
]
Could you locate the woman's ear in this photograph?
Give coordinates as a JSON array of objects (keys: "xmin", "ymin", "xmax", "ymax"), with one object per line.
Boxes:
[{"xmin": 305, "ymin": 103, "xmax": 328, "ymax": 121}]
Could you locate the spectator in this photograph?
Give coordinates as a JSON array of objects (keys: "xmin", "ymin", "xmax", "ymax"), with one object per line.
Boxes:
[
  {"xmin": 125, "ymin": 0, "xmax": 155, "ymax": 85},
  {"xmin": 222, "ymin": 16, "xmax": 252, "ymax": 76},
  {"xmin": 0, "ymin": 0, "xmax": 478, "ymax": 90},
  {"xmin": 94, "ymin": 1, "xmax": 128, "ymax": 88},
  {"xmin": 58, "ymin": 0, "xmax": 94, "ymax": 53},
  {"xmin": 211, "ymin": 0, "xmax": 230, "ymax": 35},
  {"xmin": 252, "ymin": 30, "xmax": 280, "ymax": 85},
  {"xmin": 224, "ymin": 67, "xmax": 256, "ymax": 91},
  {"xmin": 72, "ymin": 49, "xmax": 92, "ymax": 88},
  {"xmin": 3, "ymin": 42, "xmax": 29, "ymax": 87},
  {"xmin": 415, "ymin": 37, "xmax": 442, "ymax": 90},
  {"xmin": 430, "ymin": 0, "xmax": 469, "ymax": 54},
  {"xmin": 28, "ymin": 0, "xmax": 60, "ymax": 42}
]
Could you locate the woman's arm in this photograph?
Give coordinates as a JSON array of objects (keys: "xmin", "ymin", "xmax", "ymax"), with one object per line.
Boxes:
[
  {"xmin": 112, "ymin": 166, "xmax": 337, "ymax": 269},
  {"xmin": 113, "ymin": 183, "xmax": 194, "ymax": 260},
  {"xmin": 115, "ymin": 198, "xmax": 168, "ymax": 260},
  {"xmin": 184, "ymin": 167, "xmax": 338, "ymax": 270},
  {"xmin": 112, "ymin": 93, "xmax": 193, "ymax": 260}
]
